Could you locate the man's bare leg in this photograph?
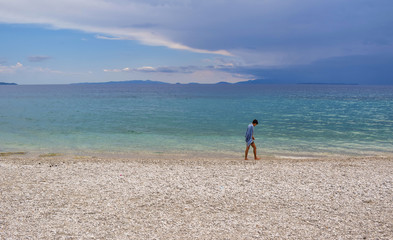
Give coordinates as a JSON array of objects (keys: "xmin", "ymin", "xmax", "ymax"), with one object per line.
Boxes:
[
  {"xmin": 245, "ymin": 145, "xmax": 250, "ymax": 160},
  {"xmin": 251, "ymin": 142, "xmax": 261, "ymax": 160}
]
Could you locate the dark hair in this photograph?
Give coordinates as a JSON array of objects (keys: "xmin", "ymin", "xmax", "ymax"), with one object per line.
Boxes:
[{"xmin": 252, "ymin": 119, "xmax": 259, "ymax": 124}]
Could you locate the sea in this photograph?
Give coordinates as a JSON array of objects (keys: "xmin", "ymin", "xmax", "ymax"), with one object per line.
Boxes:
[{"xmin": 1, "ymin": 84, "xmax": 392, "ymax": 158}]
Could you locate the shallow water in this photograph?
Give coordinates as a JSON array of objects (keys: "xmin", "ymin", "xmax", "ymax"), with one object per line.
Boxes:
[{"xmin": 1, "ymin": 84, "xmax": 392, "ymax": 157}]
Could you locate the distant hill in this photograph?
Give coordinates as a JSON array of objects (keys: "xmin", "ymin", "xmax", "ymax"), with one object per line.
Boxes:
[
  {"xmin": 72, "ymin": 79, "xmax": 358, "ymax": 85},
  {"xmin": 72, "ymin": 79, "xmax": 281, "ymax": 85},
  {"xmin": 297, "ymin": 82, "xmax": 359, "ymax": 85},
  {"xmin": 235, "ymin": 79, "xmax": 277, "ymax": 84},
  {"xmin": 0, "ymin": 82, "xmax": 17, "ymax": 85}
]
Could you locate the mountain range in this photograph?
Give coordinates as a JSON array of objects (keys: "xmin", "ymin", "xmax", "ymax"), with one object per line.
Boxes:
[{"xmin": 73, "ymin": 79, "xmax": 358, "ymax": 85}]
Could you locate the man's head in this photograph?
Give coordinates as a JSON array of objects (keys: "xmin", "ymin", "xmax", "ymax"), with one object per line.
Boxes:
[{"xmin": 252, "ymin": 119, "xmax": 259, "ymax": 126}]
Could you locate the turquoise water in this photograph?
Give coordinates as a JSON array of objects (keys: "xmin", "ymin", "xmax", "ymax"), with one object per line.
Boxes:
[{"xmin": 0, "ymin": 84, "xmax": 392, "ymax": 157}]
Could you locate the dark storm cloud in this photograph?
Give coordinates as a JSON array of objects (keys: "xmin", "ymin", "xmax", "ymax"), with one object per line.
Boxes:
[{"xmin": 230, "ymin": 55, "xmax": 393, "ymax": 85}]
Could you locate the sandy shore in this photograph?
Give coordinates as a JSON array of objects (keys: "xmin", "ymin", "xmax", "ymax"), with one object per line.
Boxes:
[{"xmin": 1, "ymin": 153, "xmax": 392, "ymax": 239}]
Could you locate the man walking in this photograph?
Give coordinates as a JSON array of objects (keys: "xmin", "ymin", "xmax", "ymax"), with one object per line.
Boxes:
[{"xmin": 245, "ymin": 119, "xmax": 261, "ymax": 160}]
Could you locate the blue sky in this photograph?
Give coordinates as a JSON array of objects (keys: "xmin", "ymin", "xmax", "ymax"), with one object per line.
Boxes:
[{"xmin": 0, "ymin": 0, "xmax": 392, "ymax": 84}]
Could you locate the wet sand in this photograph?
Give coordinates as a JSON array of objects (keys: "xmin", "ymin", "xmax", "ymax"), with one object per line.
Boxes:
[{"xmin": 1, "ymin": 153, "xmax": 392, "ymax": 239}]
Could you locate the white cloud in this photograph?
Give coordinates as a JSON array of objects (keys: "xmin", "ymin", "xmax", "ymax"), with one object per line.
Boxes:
[
  {"xmin": 95, "ymin": 35, "xmax": 127, "ymax": 41},
  {"xmin": 136, "ymin": 66, "xmax": 156, "ymax": 72},
  {"xmin": 102, "ymin": 63, "xmax": 252, "ymax": 83},
  {"xmin": 0, "ymin": 62, "xmax": 65, "ymax": 75},
  {"xmin": 103, "ymin": 68, "xmax": 122, "ymax": 73},
  {"xmin": 104, "ymin": 65, "xmax": 190, "ymax": 73},
  {"xmin": 0, "ymin": 62, "xmax": 23, "ymax": 73},
  {"xmin": 0, "ymin": 0, "xmax": 231, "ymax": 56}
]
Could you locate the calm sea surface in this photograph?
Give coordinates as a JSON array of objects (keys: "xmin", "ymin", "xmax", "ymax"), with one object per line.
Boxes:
[{"xmin": 1, "ymin": 84, "xmax": 392, "ymax": 157}]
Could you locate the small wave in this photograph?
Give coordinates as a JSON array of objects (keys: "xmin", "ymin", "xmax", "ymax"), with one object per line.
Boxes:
[{"xmin": 276, "ymin": 155, "xmax": 317, "ymax": 160}]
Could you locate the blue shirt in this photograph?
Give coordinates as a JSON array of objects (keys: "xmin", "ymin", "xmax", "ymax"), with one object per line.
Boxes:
[{"xmin": 245, "ymin": 123, "xmax": 254, "ymax": 146}]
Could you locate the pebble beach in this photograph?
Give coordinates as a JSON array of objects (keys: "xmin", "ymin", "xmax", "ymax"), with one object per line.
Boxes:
[{"xmin": 1, "ymin": 152, "xmax": 392, "ymax": 239}]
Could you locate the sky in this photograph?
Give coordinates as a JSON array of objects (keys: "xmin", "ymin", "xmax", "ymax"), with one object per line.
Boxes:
[{"xmin": 0, "ymin": 0, "xmax": 393, "ymax": 85}]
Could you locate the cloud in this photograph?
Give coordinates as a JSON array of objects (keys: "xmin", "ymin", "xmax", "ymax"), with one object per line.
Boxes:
[
  {"xmin": 229, "ymin": 55, "xmax": 393, "ymax": 85},
  {"xmin": 103, "ymin": 62, "xmax": 253, "ymax": 83},
  {"xmin": 103, "ymin": 57, "xmax": 245, "ymax": 75},
  {"xmin": 0, "ymin": 62, "xmax": 65, "ymax": 75},
  {"xmin": 104, "ymin": 63, "xmax": 240, "ymax": 74},
  {"xmin": 103, "ymin": 55, "xmax": 392, "ymax": 85},
  {"xmin": 0, "ymin": 62, "xmax": 23, "ymax": 73},
  {"xmin": 28, "ymin": 55, "xmax": 51, "ymax": 62},
  {"xmin": 104, "ymin": 65, "xmax": 198, "ymax": 73},
  {"xmin": 0, "ymin": 0, "xmax": 231, "ymax": 56},
  {"xmin": 0, "ymin": 0, "xmax": 392, "ymax": 66},
  {"xmin": 95, "ymin": 35, "xmax": 127, "ymax": 41}
]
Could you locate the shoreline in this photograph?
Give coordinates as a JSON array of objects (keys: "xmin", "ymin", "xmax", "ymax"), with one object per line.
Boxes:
[{"xmin": 2, "ymin": 147, "xmax": 393, "ymax": 162}]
